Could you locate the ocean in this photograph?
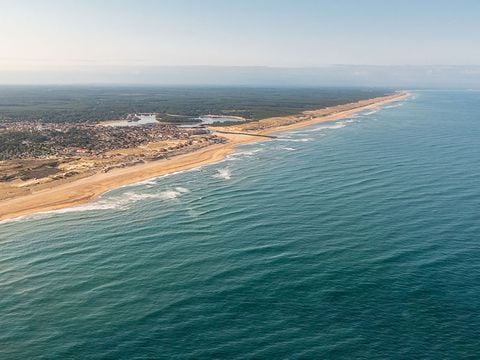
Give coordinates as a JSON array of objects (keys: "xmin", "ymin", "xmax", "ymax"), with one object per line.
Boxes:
[{"xmin": 1, "ymin": 90, "xmax": 479, "ymax": 359}]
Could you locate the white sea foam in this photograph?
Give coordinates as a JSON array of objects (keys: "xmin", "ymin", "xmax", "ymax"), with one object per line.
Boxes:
[
  {"xmin": 0, "ymin": 216, "xmax": 30, "ymax": 225},
  {"xmin": 276, "ymin": 137, "xmax": 312, "ymax": 142},
  {"xmin": 383, "ymin": 102, "xmax": 404, "ymax": 109},
  {"xmin": 325, "ymin": 122, "xmax": 347, "ymax": 129},
  {"xmin": 213, "ymin": 168, "xmax": 232, "ymax": 180},
  {"xmin": 226, "ymin": 148, "xmax": 263, "ymax": 161},
  {"xmin": 52, "ymin": 200, "xmax": 123, "ymax": 213},
  {"xmin": 124, "ymin": 187, "xmax": 190, "ymax": 201},
  {"xmin": 236, "ymin": 148, "xmax": 263, "ymax": 156},
  {"xmin": 282, "ymin": 147, "xmax": 297, "ymax": 151},
  {"xmin": 302, "ymin": 122, "xmax": 347, "ymax": 133},
  {"xmin": 41, "ymin": 187, "xmax": 191, "ymax": 216},
  {"xmin": 116, "ymin": 167, "xmax": 202, "ymax": 191},
  {"xmin": 175, "ymin": 186, "xmax": 190, "ymax": 193},
  {"xmin": 0, "ymin": 185, "xmax": 194, "ymax": 223},
  {"xmin": 134, "ymin": 179, "xmax": 158, "ymax": 186}
]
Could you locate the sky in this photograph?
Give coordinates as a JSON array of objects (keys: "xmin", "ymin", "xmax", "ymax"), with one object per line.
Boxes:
[{"xmin": 1, "ymin": 0, "xmax": 480, "ymax": 85}]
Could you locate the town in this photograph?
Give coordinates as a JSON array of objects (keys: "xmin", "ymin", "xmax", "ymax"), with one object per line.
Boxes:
[
  {"xmin": 0, "ymin": 120, "xmax": 214, "ymax": 161},
  {"xmin": 0, "ymin": 119, "xmax": 225, "ymax": 190}
]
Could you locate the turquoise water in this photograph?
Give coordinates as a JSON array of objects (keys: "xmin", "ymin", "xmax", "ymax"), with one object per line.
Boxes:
[{"xmin": 1, "ymin": 91, "xmax": 480, "ymax": 359}]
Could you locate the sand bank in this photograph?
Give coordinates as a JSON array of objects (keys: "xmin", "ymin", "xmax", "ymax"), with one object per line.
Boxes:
[{"xmin": 0, "ymin": 91, "xmax": 409, "ymax": 221}]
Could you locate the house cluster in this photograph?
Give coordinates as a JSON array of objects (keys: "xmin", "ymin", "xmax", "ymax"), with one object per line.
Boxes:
[{"xmin": 0, "ymin": 120, "xmax": 216, "ymax": 160}]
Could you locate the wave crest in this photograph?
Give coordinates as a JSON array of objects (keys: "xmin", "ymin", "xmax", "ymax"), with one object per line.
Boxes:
[
  {"xmin": 213, "ymin": 168, "xmax": 232, "ymax": 180},
  {"xmin": 45, "ymin": 187, "xmax": 190, "ymax": 215}
]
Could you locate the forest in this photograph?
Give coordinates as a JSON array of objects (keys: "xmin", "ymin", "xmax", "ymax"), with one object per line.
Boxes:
[{"xmin": 0, "ymin": 86, "xmax": 391, "ymax": 123}]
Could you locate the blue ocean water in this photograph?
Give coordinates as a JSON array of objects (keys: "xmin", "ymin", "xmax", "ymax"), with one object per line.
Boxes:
[{"xmin": 1, "ymin": 91, "xmax": 480, "ymax": 359}]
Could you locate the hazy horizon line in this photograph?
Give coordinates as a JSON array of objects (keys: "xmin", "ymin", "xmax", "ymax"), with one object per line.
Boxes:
[
  {"xmin": 3, "ymin": 64, "xmax": 480, "ymax": 69},
  {"xmin": 1, "ymin": 65, "xmax": 480, "ymax": 88}
]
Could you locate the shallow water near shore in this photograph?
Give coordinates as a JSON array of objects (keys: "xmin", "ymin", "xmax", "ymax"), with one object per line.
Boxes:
[{"xmin": 1, "ymin": 90, "xmax": 480, "ymax": 358}]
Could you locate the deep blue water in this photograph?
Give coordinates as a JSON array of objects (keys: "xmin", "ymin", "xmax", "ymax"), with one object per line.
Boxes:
[{"xmin": 1, "ymin": 91, "xmax": 480, "ymax": 359}]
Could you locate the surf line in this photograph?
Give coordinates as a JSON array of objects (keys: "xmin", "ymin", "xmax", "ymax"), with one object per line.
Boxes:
[{"xmin": 214, "ymin": 130, "xmax": 277, "ymax": 139}]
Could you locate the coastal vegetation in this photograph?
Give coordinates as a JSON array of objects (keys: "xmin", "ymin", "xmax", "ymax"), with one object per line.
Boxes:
[{"xmin": 0, "ymin": 86, "xmax": 390, "ymax": 123}]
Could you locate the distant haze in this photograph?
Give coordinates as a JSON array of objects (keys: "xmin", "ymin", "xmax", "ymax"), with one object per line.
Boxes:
[
  {"xmin": 1, "ymin": 0, "xmax": 480, "ymax": 87},
  {"xmin": 1, "ymin": 66, "xmax": 480, "ymax": 88}
]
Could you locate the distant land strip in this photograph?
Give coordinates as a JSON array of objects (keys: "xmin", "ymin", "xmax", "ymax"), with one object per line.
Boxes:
[{"xmin": 0, "ymin": 91, "xmax": 409, "ymax": 222}]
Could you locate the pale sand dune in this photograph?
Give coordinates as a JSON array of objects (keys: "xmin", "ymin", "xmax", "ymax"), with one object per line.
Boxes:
[{"xmin": 0, "ymin": 92, "xmax": 409, "ymax": 221}]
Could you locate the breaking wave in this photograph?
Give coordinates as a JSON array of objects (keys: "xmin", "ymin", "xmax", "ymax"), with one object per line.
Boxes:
[
  {"xmin": 45, "ymin": 187, "xmax": 191, "ymax": 215},
  {"xmin": 226, "ymin": 148, "xmax": 264, "ymax": 161},
  {"xmin": 383, "ymin": 102, "xmax": 405, "ymax": 109},
  {"xmin": 213, "ymin": 168, "xmax": 232, "ymax": 180},
  {"xmin": 302, "ymin": 122, "xmax": 348, "ymax": 132},
  {"xmin": 276, "ymin": 137, "xmax": 312, "ymax": 142}
]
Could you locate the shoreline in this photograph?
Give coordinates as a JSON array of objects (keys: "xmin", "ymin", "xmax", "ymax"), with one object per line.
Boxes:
[{"xmin": 0, "ymin": 91, "xmax": 409, "ymax": 222}]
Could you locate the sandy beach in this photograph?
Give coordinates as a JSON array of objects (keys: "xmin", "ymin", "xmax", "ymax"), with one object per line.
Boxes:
[{"xmin": 0, "ymin": 91, "xmax": 409, "ymax": 221}]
